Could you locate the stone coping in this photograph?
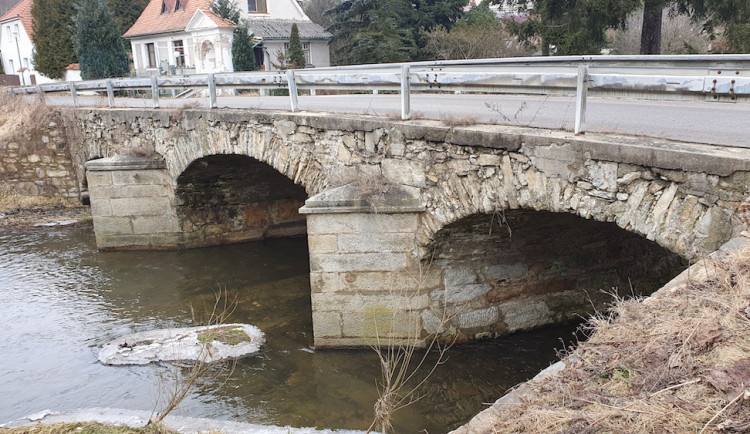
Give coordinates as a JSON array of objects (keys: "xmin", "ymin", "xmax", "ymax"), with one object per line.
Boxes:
[
  {"xmin": 300, "ymin": 182, "xmax": 424, "ymax": 215},
  {"xmin": 86, "ymin": 155, "xmax": 166, "ymax": 172}
]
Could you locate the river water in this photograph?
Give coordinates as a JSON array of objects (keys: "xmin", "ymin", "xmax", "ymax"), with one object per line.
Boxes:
[{"xmin": 0, "ymin": 225, "xmax": 580, "ymax": 433}]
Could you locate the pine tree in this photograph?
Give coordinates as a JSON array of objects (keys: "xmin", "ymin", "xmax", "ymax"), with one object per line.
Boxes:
[
  {"xmin": 232, "ymin": 23, "xmax": 257, "ymax": 71},
  {"xmin": 32, "ymin": 0, "xmax": 78, "ymax": 79},
  {"xmin": 108, "ymin": 0, "xmax": 150, "ymax": 40},
  {"xmin": 287, "ymin": 23, "xmax": 306, "ymax": 69},
  {"xmin": 73, "ymin": 0, "xmax": 129, "ymax": 79},
  {"xmin": 210, "ymin": 0, "xmax": 241, "ymax": 24}
]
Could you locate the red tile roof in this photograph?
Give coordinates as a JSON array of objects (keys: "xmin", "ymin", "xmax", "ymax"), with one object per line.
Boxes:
[
  {"xmin": 123, "ymin": 0, "xmax": 235, "ymax": 38},
  {"xmin": 0, "ymin": 0, "xmax": 33, "ymax": 40}
]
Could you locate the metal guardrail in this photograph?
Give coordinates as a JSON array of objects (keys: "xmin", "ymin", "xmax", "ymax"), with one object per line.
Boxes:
[{"xmin": 7, "ymin": 54, "xmax": 750, "ymax": 135}]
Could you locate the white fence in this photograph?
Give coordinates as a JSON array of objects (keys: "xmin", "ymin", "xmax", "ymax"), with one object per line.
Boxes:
[{"xmin": 8, "ymin": 54, "xmax": 750, "ymax": 135}]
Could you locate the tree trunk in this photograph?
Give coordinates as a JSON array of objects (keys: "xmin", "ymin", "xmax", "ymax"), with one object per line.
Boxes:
[{"xmin": 640, "ymin": 0, "xmax": 663, "ymax": 54}]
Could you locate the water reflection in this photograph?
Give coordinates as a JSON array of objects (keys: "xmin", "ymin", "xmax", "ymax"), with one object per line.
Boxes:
[{"xmin": 0, "ymin": 226, "xmax": 577, "ymax": 432}]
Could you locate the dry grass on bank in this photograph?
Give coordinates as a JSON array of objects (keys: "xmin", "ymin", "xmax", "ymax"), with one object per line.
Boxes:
[
  {"xmin": 490, "ymin": 238, "xmax": 750, "ymax": 432},
  {"xmin": 0, "ymin": 184, "xmax": 76, "ymax": 211},
  {"xmin": 0, "ymin": 422, "xmax": 175, "ymax": 434},
  {"xmin": 0, "ymin": 91, "xmax": 57, "ymax": 144}
]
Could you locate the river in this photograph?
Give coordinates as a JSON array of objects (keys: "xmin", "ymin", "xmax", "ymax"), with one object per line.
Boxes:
[{"xmin": 0, "ymin": 225, "xmax": 579, "ymax": 432}]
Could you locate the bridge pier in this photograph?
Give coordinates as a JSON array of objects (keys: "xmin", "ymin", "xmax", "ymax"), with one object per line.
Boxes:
[
  {"xmin": 300, "ymin": 182, "xmax": 437, "ymax": 348},
  {"xmin": 86, "ymin": 155, "xmax": 180, "ymax": 250}
]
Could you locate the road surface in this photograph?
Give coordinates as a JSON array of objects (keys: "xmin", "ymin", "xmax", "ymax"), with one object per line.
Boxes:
[{"xmin": 45, "ymin": 93, "xmax": 749, "ymax": 148}]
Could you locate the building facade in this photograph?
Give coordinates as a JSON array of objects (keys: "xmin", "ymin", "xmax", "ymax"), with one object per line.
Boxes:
[{"xmin": 124, "ymin": 0, "xmax": 331, "ymax": 76}]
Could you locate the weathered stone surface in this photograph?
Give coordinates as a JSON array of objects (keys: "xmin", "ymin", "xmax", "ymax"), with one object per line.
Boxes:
[{"xmin": 98, "ymin": 324, "xmax": 265, "ymax": 365}]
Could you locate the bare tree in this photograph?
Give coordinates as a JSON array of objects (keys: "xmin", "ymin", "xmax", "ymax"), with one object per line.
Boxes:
[{"xmin": 612, "ymin": 6, "xmax": 710, "ymax": 55}]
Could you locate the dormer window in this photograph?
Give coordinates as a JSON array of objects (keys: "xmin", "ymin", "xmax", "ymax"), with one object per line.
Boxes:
[
  {"xmin": 248, "ymin": 0, "xmax": 267, "ymax": 13},
  {"xmin": 161, "ymin": 1, "xmax": 168, "ymax": 13},
  {"xmin": 175, "ymin": 0, "xmax": 183, "ymax": 10}
]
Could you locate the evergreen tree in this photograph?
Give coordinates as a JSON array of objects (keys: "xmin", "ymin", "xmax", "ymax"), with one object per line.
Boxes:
[
  {"xmin": 210, "ymin": 0, "xmax": 241, "ymax": 24},
  {"xmin": 108, "ymin": 0, "xmax": 149, "ymax": 39},
  {"xmin": 287, "ymin": 23, "xmax": 306, "ymax": 68},
  {"xmin": 681, "ymin": 0, "xmax": 750, "ymax": 53},
  {"xmin": 73, "ymin": 0, "xmax": 129, "ymax": 79},
  {"xmin": 326, "ymin": 0, "xmax": 418, "ymax": 64},
  {"xmin": 500, "ymin": 0, "xmax": 639, "ymax": 55},
  {"xmin": 32, "ymin": 0, "xmax": 78, "ymax": 79},
  {"xmin": 232, "ymin": 23, "xmax": 257, "ymax": 71}
]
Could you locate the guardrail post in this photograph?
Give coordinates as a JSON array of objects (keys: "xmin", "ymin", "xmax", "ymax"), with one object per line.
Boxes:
[
  {"xmin": 106, "ymin": 79, "xmax": 115, "ymax": 108},
  {"xmin": 401, "ymin": 65, "xmax": 411, "ymax": 120},
  {"xmin": 208, "ymin": 73, "xmax": 217, "ymax": 108},
  {"xmin": 70, "ymin": 82, "xmax": 79, "ymax": 107},
  {"xmin": 574, "ymin": 64, "xmax": 588, "ymax": 135},
  {"xmin": 150, "ymin": 75, "xmax": 160, "ymax": 108},
  {"xmin": 287, "ymin": 70, "xmax": 299, "ymax": 112}
]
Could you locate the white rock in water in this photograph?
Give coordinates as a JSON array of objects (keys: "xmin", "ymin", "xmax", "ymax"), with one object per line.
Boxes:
[{"xmin": 98, "ymin": 324, "xmax": 265, "ymax": 366}]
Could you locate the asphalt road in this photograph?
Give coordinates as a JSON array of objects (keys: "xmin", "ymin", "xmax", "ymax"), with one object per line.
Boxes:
[{"xmin": 46, "ymin": 93, "xmax": 750, "ymax": 148}]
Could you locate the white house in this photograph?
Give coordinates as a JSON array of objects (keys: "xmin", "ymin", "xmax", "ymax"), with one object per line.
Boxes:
[
  {"xmin": 0, "ymin": 0, "xmax": 42, "ymax": 85},
  {"xmin": 123, "ymin": 0, "xmax": 331, "ymax": 76}
]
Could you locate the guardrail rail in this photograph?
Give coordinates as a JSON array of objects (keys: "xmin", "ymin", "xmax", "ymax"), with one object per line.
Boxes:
[{"xmin": 7, "ymin": 54, "xmax": 750, "ymax": 135}]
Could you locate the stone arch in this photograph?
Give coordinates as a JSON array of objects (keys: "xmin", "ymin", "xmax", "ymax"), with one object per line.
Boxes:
[
  {"xmin": 159, "ymin": 117, "xmax": 326, "ymax": 199},
  {"xmin": 420, "ymin": 209, "xmax": 686, "ymax": 341},
  {"xmin": 417, "ymin": 153, "xmax": 738, "ymax": 261},
  {"xmin": 175, "ymin": 154, "xmax": 308, "ymax": 248}
]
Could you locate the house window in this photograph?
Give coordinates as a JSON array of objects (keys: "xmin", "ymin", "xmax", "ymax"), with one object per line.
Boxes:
[
  {"xmin": 146, "ymin": 43, "xmax": 157, "ymax": 68},
  {"xmin": 6, "ymin": 25, "xmax": 12, "ymax": 39},
  {"xmin": 8, "ymin": 59, "xmax": 14, "ymax": 73},
  {"xmin": 248, "ymin": 0, "xmax": 267, "ymax": 13},
  {"xmin": 161, "ymin": 1, "xmax": 168, "ymax": 13},
  {"xmin": 284, "ymin": 41, "xmax": 311, "ymax": 65},
  {"xmin": 175, "ymin": 0, "xmax": 183, "ymax": 10},
  {"xmin": 173, "ymin": 40, "xmax": 185, "ymax": 66},
  {"xmin": 23, "ymin": 58, "xmax": 29, "ymax": 69}
]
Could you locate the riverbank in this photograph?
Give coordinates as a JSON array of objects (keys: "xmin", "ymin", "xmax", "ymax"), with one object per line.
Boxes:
[
  {"xmin": 0, "ymin": 189, "xmax": 90, "ymax": 230},
  {"xmin": 453, "ymin": 234, "xmax": 750, "ymax": 433}
]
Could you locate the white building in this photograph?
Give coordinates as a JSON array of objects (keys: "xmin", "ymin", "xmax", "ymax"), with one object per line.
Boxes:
[
  {"xmin": 124, "ymin": 0, "xmax": 331, "ymax": 76},
  {"xmin": 0, "ymin": 0, "xmax": 48, "ymax": 85}
]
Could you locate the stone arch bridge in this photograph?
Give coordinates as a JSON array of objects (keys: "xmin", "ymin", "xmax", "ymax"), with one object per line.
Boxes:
[{"xmin": 76, "ymin": 108, "xmax": 750, "ymax": 347}]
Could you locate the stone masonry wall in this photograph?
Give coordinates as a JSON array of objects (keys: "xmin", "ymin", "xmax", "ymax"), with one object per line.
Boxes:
[
  {"xmin": 72, "ymin": 108, "xmax": 750, "ymax": 346},
  {"xmin": 425, "ymin": 210, "xmax": 686, "ymax": 342},
  {"xmin": 71, "ymin": 108, "xmax": 750, "ymax": 259},
  {"xmin": 0, "ymin": 120, "xmax": 79, "ymax": 199},
  {"xmin": 176, "ymin": 154, "xmax": 307, "ymax": 248}
]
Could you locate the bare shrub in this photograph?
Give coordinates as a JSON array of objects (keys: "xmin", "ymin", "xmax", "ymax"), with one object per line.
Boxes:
[
  {"xmin": 367, "ymin": 264, "xmax": 458, "ymax": 434},
  {"xmin": 147, "ymin": 288, "xmax": 239, "ymax": 426},
  {"xmin": 422, "ymin": 24, "xmax": 533, "ymax": 60}
]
